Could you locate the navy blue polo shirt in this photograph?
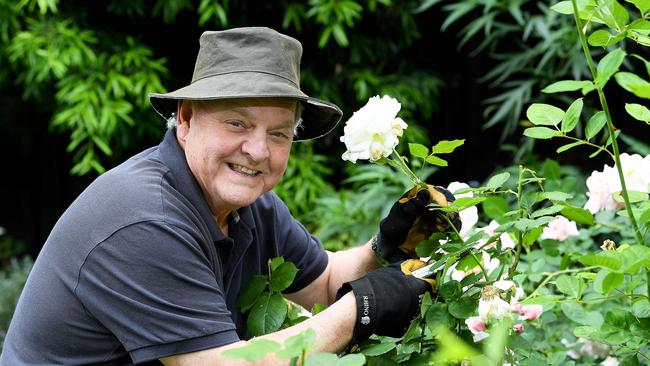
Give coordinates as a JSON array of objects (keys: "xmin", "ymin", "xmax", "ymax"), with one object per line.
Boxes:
[{"xmin": 0, "ymin": 130, "xmax": 328, "ymax": 365}]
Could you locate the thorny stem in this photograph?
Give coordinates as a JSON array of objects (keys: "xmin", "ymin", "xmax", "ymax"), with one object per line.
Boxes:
[
  {"xmin": 508, "ymin": 166, "xmax": 525, "ymax": 277},
  {"xmin": 571, "ymin": 0, "xmax": 643, "ymax": 246},
  {"xmin": 392, "ymin": 149, "xmax": 424, "ymax": 187}
]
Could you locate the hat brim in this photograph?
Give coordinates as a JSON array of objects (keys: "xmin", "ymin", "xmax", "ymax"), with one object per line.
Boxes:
[{"xmin": 149, "ymin": 72, "xmax": 342, "ymax": 141}]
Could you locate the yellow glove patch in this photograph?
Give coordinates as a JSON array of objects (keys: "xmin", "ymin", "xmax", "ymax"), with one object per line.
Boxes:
[{"xmin": 400, "ymin": 259, "xmax": 436, "ymax": 289}]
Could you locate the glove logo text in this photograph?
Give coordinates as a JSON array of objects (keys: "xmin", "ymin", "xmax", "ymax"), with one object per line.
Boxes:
[{"xmin": 361, "ymin": 295, "xmax": 370, "ymax": 325}]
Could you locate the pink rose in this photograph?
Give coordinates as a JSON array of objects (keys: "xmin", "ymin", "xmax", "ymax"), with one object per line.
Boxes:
[
  {"xmin": 465, "ymin": 316, "xmax": 487, "ymax": 333},
  {"xmin": 541, "ymin": 216, "xmax": 580, "ymax": 241},
  {"xmin": 513, "ymin": 323, "xmax": 525, "ymax": 333},
  {"xmin": 520, "ymin": 304, "xmax": 543, "ymax": 320}
]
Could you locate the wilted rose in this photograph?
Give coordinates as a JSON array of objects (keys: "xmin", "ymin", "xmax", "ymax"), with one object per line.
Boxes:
[
  {"xmin": 478, "ymin": 285, "xmax": 511, "ymax": 323},
  {"xmin": 340, "ymin": 95, "xmax": 408, "ymax": 163}
]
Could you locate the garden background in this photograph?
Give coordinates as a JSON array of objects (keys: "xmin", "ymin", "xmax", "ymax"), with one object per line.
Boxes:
[{"xmin": 1, "ymin": 0, "xmax": 649, "ymax": 364}]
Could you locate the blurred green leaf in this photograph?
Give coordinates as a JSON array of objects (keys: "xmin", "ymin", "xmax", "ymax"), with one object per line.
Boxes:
[{"xmin": 542, "ymin": 80, "xmax": 593, "ymax": 93}]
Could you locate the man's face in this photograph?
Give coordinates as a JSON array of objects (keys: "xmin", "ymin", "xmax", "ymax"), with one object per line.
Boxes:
[{"xmin": 176, "ymin": 98, "xmax": 296, "ymax": 220}]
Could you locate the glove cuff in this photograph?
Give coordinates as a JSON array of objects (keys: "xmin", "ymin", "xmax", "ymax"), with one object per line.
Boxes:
[
  {"xmin": 372, "ymin": 233, "xmax": 411, "ymax": 264},
  {"xmin": 335, "ymin": 278, "xmax": 377, "ymax": 345}
]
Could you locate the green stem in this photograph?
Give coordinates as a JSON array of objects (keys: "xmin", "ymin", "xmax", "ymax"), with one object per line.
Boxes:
[
  {"xmin": 560, "ymin": 134, "xmax": 615, "ymax": 160},
  {"xmin": 508, "ymin": 166, "xmax": 525, "ymax": 277},
  {"xmin": 570, "ymin": 0, "xmax": 643, "ymax": 246},
  {"xmin": 525, "ymin": 266, "xmax": 597, "ymax": 300},
  {"xmin": 392, "ymin": 149, "xmax": 424, "ymax": 187}
]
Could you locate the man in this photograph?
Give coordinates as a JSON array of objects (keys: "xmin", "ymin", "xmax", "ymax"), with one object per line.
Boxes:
[{"xmin": 0, "ymin": 27, "xmax": 456, "ymax": 365}]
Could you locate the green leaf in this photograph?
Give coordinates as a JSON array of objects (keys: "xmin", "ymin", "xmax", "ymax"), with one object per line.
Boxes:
[
  {"xmin": 237, "ymin": 275, "xmax": 268, "ymax": 312},
  {"xmin": 222, "ymin": 339, "xmax": 282, "ymax": 361},
  {"xmin": 536, "ymin": 191, "xmax": 573, "ymax": 202},
  {"xmin": 485, "ymin": 172, "xmax": 510, "ymax": 190},
  {"xmin": 305, "ymin": 353, "xmax": 339, "ymax": 366},
  {"xmin": 360, "ymin": 342, "xmax": 396, "ymax": 357},
  {"xmin": 426, "ymin": 303, "xmax": 456, "ymax": 330},
  {"xmin": 632, "ymin": 298, "xmax": 650, "ymax": 318},
  {"xmin": 269, "ymin": 262, "xmax": 299, "ymax": 292},
  {"xmin": 247, "ymin": 293, "xmax": 288, "ymax": 336},
  {"xmin": 615, "ymin": 72, "xmax": 650, "ymax": 98},
  {"xmin": 277, "ymin": 328, "xmax": 317, "ymax": 359},
  {"xmin": 448, "ymin": 297, "xmax": 477, "ymax": 319},
  {"xmin": 432, "ymin": 326, "xmax": 480, "ymax": 362},
  {"xmin": 561, "ymin": 303, "xmax": 604, "ymax": 327},
  {"xmin": 451, "ymin": 197, "xmax": 487, "ymax": 210},
  {"xmin": 579, "ymin": 252, "xmax": 622, "ymax": 270},
  {"xmin": 585, "ymin": 111, "xmax": 608, "ymax": 140},
  {"xmin": 482, "ymin": 196, "xmax": 509, "ymax": 221},
  {"xmin": 530, "ymin": 204, "xmax": 565, "ymax": 218},
  {"xmin": 518, "ymin": 295, "xmax": 561, "ymax": 305},
  {"xmin": 484, "ymin": 319, "xmax": 511, "ymax": 365},
  {"xmin": 626, "ymin": 0, "xmax": 650, "ymax": 13},
  {"xmin": 619, "ymin": 245, "xmax": 650, "ymax": 273},
  {"xmin": 613, "ymin": 190, "xmax": 649, "ymax": 203},
  {"xmin": 431, "ymin": 139, "xmax": 465, "ymax": 154},
  {"xmin": 588, "ymin": 29, "xmax": 625, "ymax": 46},
  {"xmin": 440, "ymin": 280, "xmax": 462, "ymax": 301},
  {"xmin": 596, "ymin": 0, "xmax": 629, "ymax": 30},
  {"xmin": 526, "ymin": 103, "xmax": 565, "ymax": 126},
  {"xmin": 524, "ymin": 127, "xmax": 562, "ymax": 139},
  {"xmin": 557, "ymin": 140, "xmax": 586, "ymax": 153},
  {"xmin": 597, "ymin": 48, "xmax": 626, "ymax": 88},
  {"xmin": 561, "ymin": 205, "xmax": 594, "ymax": 225},
  {"xmin": 542, "ymin": 80, "xmax": 593, "ymax": 93},
  {"xmin": 336, "ymin": 354, "xmax": 366, "ymax": 366},
  {"xmin": 593, "ymin": 270, "xmax": 624, "ymax": 294},
  {"xmin": 425, "ymin": 155, "xmax": 448, "ymax": 167},
  {"xmin": 269, "ymin": 256, "xmax": 285, "ymax": 271},
  {"xmin": 561, "ymin": 98, "xmax": 584, "ymax": 132},
  {"xmin": 625, "ymin": 103, "xmax": 650, "ymax": 123},
  {"xmin": 555, "ymin": 275, "xmax": 583, "ymax": 299},
  {"xmin": 408, "ymin": 143, "xmax": 429, "ymax": 158}
]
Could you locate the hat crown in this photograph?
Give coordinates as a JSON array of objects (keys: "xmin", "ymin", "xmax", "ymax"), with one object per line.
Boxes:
[{"xmin": 192, "ymin": 27, "xmax": 302, "ymax": 86}]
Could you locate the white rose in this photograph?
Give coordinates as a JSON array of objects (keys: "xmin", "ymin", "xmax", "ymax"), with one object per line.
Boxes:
[
  {"xmin": 584, "ymin": 164, "xmax": 623, "ymax": 213},
  {"xmin": 446, "ymin": 181, "xmax": 478, "ymax": 238},
  {"xmin": 340, "ymin": 95, "xmax": 408, "ymax": 163},
  {"xmin": 618, "ymin": 153, "xmax": 650, "ymax": 193}
]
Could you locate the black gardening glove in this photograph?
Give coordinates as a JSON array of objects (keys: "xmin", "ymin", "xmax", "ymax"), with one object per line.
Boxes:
[
  {"xmin": 335, "ymin": 260, "xmax": 436, "ymax": 345},
  {"xmin": 372, "ymin": 185, "xmax": 461, "ymax": 263}
]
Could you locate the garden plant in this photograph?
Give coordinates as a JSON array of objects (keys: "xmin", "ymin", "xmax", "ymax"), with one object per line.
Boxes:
[{"xmin": 224, "ymin": 1, "xmax": 650, "ymax": 365}]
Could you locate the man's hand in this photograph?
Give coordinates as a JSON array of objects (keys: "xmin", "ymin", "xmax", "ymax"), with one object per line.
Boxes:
[
  {"xmin": 335, "ymin": 260, "xmax": 434, "ymax": 345},
  {"xmin": 373, "ymin": 185, "xmax": 461, "ymax": 263}
]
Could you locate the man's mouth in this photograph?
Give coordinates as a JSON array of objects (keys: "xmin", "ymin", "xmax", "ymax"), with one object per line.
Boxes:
[{"xmin": 228, "ymin": 163, "xmax": 260, "ymax": 176}]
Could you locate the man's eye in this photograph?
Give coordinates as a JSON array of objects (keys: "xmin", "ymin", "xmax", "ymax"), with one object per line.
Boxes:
[
  {"xmin": 271, "ymin": 131, "xmax": 290, "ymax": 140},
  {"xmin": 227, "ymin": 120, "xmax": 245, "ymax": 128}
]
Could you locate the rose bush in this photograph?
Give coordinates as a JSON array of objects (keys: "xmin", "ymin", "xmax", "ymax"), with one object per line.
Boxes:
[{"xmin": 226, "ymin": 1, "xmax": 650, "ymax": 364}]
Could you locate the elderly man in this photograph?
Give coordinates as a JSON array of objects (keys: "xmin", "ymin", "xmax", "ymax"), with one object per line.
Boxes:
[{"xmin": 0, "ymin": 27, "xmax": 456, "ymax": 365}]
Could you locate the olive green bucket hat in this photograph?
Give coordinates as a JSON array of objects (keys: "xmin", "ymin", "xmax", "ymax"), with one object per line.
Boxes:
[{"xmin": 149, "ymin": 27, "xmax": 342, "ymax": 141}]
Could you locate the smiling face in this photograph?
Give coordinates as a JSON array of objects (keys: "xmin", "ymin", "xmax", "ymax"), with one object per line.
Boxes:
[{"xmin": 176, "ymin": 98, "xmax": 296, "ymax": 226}]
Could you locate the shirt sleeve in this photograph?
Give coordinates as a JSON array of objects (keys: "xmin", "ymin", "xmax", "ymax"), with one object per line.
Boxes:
[
  {"xmin": 268, "ymin": 193, "xmax": 329, "ymax": 293},
  {"xmin": 74, "ymin": 220, "xmax": 239, "ymax": 363}
]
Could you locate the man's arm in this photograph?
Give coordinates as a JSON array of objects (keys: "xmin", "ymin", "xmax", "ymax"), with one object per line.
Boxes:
[
  {"xmin": 284, "ymin": 239, "xmax": 380, "ymax": 309},
  {"xmin": 160, "ymin": 292, "xmax": 356, "ymax": 366}
]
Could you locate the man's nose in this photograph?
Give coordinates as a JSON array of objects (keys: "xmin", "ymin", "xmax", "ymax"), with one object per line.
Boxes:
[{"xmin": 242, "ymin": 130, "xmax": 270, "ymax": 162}]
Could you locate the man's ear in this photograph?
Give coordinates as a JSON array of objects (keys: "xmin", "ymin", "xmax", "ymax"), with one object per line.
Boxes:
[{"xmin": 176, "ymin": 100, "xmax": 193, "ymax": 148}]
